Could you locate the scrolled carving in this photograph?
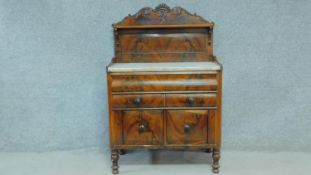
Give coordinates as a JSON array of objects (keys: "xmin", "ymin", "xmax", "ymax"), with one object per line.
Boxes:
[
  {"xmin": 113, "ymin": 3, "xmax": 213, "ymax": 26},
  {"xmin": 155, "ymin": 3, "xmax": 170, "ymax": 12},
  {"xmin": 155, "ymin": 3, "xmax": 170, "ymax": 23},
  {"xmin": 134, "ymin": 7, "xmax": 153, "ymax": 17}
]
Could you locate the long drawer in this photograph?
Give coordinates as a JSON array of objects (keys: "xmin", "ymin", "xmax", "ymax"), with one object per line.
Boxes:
[{"xmin": 110, "ymin": 74, "xmax": 217, "ymax": 92}]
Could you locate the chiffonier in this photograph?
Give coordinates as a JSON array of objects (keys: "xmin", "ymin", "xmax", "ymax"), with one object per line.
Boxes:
[{"xmin": 107, "ymin": 4, "xmax": 222, "ymax": 174}]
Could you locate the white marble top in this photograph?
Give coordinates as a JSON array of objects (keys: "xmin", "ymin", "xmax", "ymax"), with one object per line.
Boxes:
[{"xmin": 107, "ymin": 62, "xmax": 221, "ymax": 72}]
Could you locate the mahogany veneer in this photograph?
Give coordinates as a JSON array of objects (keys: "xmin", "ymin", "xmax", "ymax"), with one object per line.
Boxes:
[{"xmin": 107, "ymin": 4, "xmax": 222, "ymax": 174}]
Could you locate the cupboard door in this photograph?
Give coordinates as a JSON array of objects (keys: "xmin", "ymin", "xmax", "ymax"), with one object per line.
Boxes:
[
  {"xmin": 166, "ymin": 110, "xmax": 209, "ymax": 145},
  {"xmin": 123, "ymin": 110, "xmax": 164, "ymax": 145}
]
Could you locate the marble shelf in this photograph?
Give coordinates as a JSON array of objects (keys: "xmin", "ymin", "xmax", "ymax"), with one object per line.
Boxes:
[{"xmin": 107, "ymin": 62, "xmax": 221, "ymax": 72}]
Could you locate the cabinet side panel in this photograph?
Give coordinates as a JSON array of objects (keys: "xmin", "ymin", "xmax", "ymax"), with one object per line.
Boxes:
[
  {"xmin": 215, "ymin": 71, "xmax": 222, "ymax": 146},
  {"xmin": 208, "ymin": 110, "xmax": 216, "ymax": 144},
  {"xmin": 110, "ymin": 111, "xmax": 123, "ymax": 145},
  {"xmin": 108, "ymin": 74, "xmax": 123, "ymax": 146}
]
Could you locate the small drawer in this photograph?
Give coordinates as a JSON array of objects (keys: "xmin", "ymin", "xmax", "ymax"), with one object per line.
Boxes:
[
  {"xmin": 112, "ymin": 94, "xmax": 164, "ymax": 108},
  {"xmin": 166, "ymin": 93, "xmax": 216, "ymax": 107}
]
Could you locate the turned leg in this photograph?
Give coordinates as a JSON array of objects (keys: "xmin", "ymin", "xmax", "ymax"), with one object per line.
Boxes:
[
  {"xmin": 111, "ymin": 149, "xmax": 119, "ymax": 174},
  {"xmin": 212, "ymin": 148, "xmax": 220, "ymax": 173}
]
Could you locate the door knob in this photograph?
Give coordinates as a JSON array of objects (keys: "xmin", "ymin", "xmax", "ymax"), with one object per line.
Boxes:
[
  {"xmin": 184, "ymin": 124, "xmax": 191, "ymax": 133},
  {"xmin": 133, "ymin": 97, "xmax": 142, "ymax": 106},
  {"xmin": 139, "ymin": 124, "xmax": 145, "ymax": 133}
]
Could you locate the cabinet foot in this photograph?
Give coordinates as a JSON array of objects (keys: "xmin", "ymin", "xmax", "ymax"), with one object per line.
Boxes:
[
  {"xmin": 111, "ymin": 149, "xmax": 119, "ymax": 174},
  {"xmin": 212, "ymin": 148, "xmax": 220, "ymax": 173}
]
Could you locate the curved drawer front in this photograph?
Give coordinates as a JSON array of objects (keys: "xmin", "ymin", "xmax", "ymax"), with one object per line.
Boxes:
[
  {"xmin": 166, "ymin": 93, "xmax": 216, "ymax": 107},
  {"xmin": 110, "ymin": 74, "xmax": 217, "ymax": 92},
  {"xmin": 112, "ymin": 94, "xmax": 164, "ymax": 108}
]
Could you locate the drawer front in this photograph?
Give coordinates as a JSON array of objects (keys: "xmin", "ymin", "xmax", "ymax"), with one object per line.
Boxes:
[
  {"xmin": 112, "ymin": 94, "xmax": 164, "ymax": 108},
  {"xmin": 110, "ymin": 74, "xmax": 217, "ymax": 92},
  {"xmin": 166, "ymin": 110, "xmax": 208, "ymax": 145},
  {"xmin": 166, "ymin": 93, "xmax": 216, "ymax": 107},
  {"xmin": 123, "ymin": 110, "xmax": 164, "ymax": 145}
]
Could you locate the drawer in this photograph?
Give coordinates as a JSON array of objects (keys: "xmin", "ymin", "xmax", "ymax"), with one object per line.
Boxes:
[
  {"xmin": 110, "ymin": 74, "xmax": 217, "ymax": 92},
  {"xmin": 122, "ymin": 110, "xmax": 164, "ymax": 145},
  {"xmin": 166, "ymin": 93, "xmax": 216, "ymax": 107},
  {"xmin": 112, "ymin": 94, "xmax": 164, "ymax": 108},
  {"xmin": 166, "ymin": 110, "xmax": 208, "ymax": 145}
]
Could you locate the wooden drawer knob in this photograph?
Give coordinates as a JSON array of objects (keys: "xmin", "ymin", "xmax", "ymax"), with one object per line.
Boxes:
[
  {"xmin": 133, "ymin": 97, "xmax": 142, "ymax": 106},
  {"xmin": 184, "ymin": 124, "xmax": 191, "ymax": 133},
  {"xmin": 186, "ymin": 97, "xmax": 195, "ymax": 106},
  {"xmin": 139, "ymin": 124, "xmax": 145, "ymax": 133}
]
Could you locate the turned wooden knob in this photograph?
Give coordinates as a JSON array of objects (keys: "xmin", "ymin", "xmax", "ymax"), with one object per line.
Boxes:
[
  {"xmin": 139, "ymin": 124, "xmax": 145, "ymax": 133},
  {"xmin": 186, "ymin": 97, "xmax": 195, "ymax": 106},
  {"xmin": 184, "ymin": 124, "xmax": 191, "ymax": 133},
  {"xmin": 133, "ymin": 97, "xmax": 142, "ymax": 106}
]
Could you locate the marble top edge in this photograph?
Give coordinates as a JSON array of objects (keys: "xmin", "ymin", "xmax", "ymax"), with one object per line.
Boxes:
[{"xmin": 107, "ymin": 62, "xmax": 221, "ymax": 72}]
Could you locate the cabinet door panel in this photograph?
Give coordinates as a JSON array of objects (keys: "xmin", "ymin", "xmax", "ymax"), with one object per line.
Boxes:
[
  {"xmin": 123, "ymin": 110, "xmax": 163, "ymax": 145},
  {"xmin": 167, "ymin": 110, "xmax": 208, "ymax": 145}
]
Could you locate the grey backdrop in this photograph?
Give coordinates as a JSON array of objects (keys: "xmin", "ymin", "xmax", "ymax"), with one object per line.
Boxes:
[{"xmin": 0, "ymin": 0, "xmax": 310, "ymax": 152}]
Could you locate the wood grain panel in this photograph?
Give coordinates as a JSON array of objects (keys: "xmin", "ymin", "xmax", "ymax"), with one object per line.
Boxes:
[
  {"xmin": 117, "ymin": 53, "xmax": 209, "ymax": 63},
  {"xmin": 111, "ymin": 74, "xmax": 217, "ymax": 92},
  {"xmin": 116, "ymin": 29, "xmax": 211, "ymax": 63},
  {"xmin": 114, "ymin": 28, "xmax": 213, "ymax": 63},
  {"xmin": 119, "ymin": 33, "xmax": 206, "ymax": 52},
  {"xmin": 123, "ymin": 110, "xmax": 164, "ymax": 145},
  {"xmin": 166, "ymin": 110, "xmax": 208, "ymax": 145},
  {"xmin": 112, "ymin": 94, "xmax": 164, "ymax": 108},
  {"xmin": 166, "ymin": 93, "xmax": 216, "ymax": 107}
]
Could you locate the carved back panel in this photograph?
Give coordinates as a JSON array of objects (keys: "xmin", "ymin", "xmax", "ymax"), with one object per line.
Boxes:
[{"xmin": 113, "ymin": 4, "xmax": 214, "ymax": 63}]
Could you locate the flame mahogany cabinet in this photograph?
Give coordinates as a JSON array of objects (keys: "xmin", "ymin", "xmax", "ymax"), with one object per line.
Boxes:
[{"xmin": 107, "ymin": 4, "xmax": 222, "ymax": 174}]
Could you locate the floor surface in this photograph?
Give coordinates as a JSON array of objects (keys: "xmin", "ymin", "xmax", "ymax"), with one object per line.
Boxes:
[{"xmin": 0, "ymin": 148, "xmax": 310, "ymax": 175}]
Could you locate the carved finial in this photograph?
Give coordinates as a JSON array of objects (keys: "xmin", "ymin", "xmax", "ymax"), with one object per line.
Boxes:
[
  {"xmin": 155, "ymin": 3, "xmax": 171, "ymax": 23},
  {"xmin": 155, "ymin": 3, "xmax": 170, "ymax": 12}
]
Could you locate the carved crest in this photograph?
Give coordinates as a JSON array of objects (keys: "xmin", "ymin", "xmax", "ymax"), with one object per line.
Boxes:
[
  {"xmin": 113, "ymin": 3, "xmax": 212, "ymax": 26},
  {"xmin": 154, "ymin": 3, "xmax": 171, "ymax": 23}
]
